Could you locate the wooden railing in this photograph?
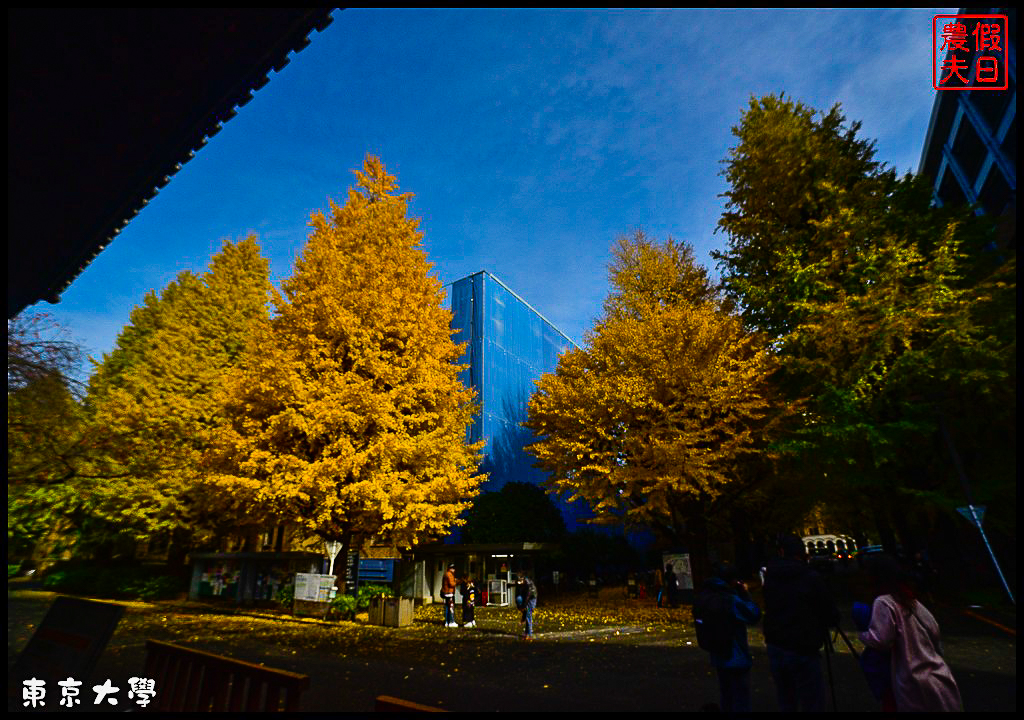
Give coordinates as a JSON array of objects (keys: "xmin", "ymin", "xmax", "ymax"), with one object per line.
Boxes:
[
  {"xmin": 375, "ymin": 695, "xmax": 447, "ymax": 712},
  {"xmin": 143, "ymin": 639, "xmax": 309, "ymax": 712}
]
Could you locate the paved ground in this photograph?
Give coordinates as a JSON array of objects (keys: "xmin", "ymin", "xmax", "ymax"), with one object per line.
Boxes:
[{"xmin": 8, "ymin": 588, "xmax": 1016, "ymax": 713}]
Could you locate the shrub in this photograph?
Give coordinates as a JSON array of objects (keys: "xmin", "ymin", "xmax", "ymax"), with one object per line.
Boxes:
[
  {"xmin": 330, "ymin": 593, "xmax": 357, "ymax": 620},
  {"xmin": 40, "ymin": 562, "xmax": 185, "ymax": 600},
  {"xmin": 132, "ymin": 575, "xmax": 185, "ymax": 600},
  {"xmin": 42, "ymin": 570, "xmax": 68, "ymax": 590},
  {"xmin": 356, "ymin": 584, "xmax": 393, "ymax": 610},
  {"xmin": 42, "ymin": 566, "xmax": 96, "ymax": 594},
  {"xmin": 277, "ymin": 583, "xmax": 295, "ymax": 607}
]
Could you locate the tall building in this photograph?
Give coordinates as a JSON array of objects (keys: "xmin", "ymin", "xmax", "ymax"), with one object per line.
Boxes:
[
  {"xmin": 919, "ymin": 8, "xmax": 1016, "ymax": 222},
  {"xmin": 448, "ymin": 270, "xmax": 592, "ymax": 529}
]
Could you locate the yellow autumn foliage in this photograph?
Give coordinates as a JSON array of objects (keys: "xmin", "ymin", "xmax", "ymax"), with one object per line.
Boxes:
[
  {"xmin": 206, "ymin": 156, "xmax": 484, "ymax": 555},
  {"xmin": 80, "ymin": 236, "xmax": 272, "ymax": 543},
  {"xmin": 526, "ymin": 231, "xmax": 773, "ymax": 541}
]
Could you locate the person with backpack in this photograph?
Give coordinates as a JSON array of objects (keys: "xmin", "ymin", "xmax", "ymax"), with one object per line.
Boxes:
[
  {"xmin": 762, "ymin": 535, "xmax": 841, "ymax": 712},
  {"xmin": 694, "ymin": 561, "xmax": 762, "ymax": 713}
]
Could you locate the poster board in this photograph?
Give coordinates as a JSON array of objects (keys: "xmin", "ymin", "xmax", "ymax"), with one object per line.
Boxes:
[
  {"xmin": 316, "ymin": 575, "xmax": 336, "ymax": 602},
  {"xmin": 661, "ymin": 552, "xmax": 694, "ymax": 590},
  {"xmin": 294, "ymin": 573, "xmax": 315, "ymax": 601},
  {"xmin": 294, "ymin": 573, "xmax": 336, "ymax": 602}
]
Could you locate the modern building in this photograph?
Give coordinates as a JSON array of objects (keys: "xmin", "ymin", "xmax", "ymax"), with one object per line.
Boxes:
[
  {"xmin": 448, "ymin": 270, "xmax": 591, "ymax": 528},
  {"xmin": 919, "ymin": 8, "xmax": 1016, "ymax": 222},
  {"xmin": 402, "ymin": 271, "xmax": 587, "ymax": 605},
  {"xmin": 8, "ymin": 9, "xmax": 335, "ymax": 318}
]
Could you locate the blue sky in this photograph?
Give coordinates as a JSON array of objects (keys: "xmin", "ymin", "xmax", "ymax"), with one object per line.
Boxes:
[{"xmin": 30, "ymin": 8, "xmax": 953, "ymax": 374}]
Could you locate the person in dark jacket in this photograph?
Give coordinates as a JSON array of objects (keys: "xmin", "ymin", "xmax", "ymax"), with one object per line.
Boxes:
[
  {"xmin": 697, "ymin": 561, "xmax": 762, "ymax": 713},
  {"xmin": 762, "ymin": 535, "xmax": 841, "ymax": 712},
  {"xmin": 461, "ymin": 575, "xmax": 477, "ymax": 629},
  {"xmin": 518, "ymin": 573, "xmax": 538, "ymax": 639},
  {"xmin": 662, "ymin": 563, "xmax": 679, "ymax": 608}
]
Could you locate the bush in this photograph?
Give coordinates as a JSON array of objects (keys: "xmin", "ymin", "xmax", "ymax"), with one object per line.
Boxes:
[
  {"xmin": 356, "ymin": 584, "xmax": 393, "ymax": 610},
  {"xmin": 330, "ymin": 593, "xmax": 357, "ymax": 620},
  {"xmin": 42, "ymin": 567, "xmax": 97, "ymax": 594},
  {"xmin": 276, "ymin": 582, "xmax": 295, "ymax": 607},
  {"xmin": 42, "ymin": 570, "xmax": 69, "ymax": 590},
  {"xmin": 131, "ymin": 575, "xmax": 184, "ymax": 600},
  {"xmin": 40, "ymin": 562, "xmax": 185, "ymax": 600}
]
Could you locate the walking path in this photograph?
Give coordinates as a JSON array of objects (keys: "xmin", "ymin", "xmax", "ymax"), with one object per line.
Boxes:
[{"xmin": 8, "ymin": 589, "xmax": 1016, "ymax": 713}]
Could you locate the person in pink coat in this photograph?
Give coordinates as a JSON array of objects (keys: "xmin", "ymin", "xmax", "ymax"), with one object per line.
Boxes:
[{"xmin": 859, "ymin": 555, "xmax": 962, "ymax": 712}]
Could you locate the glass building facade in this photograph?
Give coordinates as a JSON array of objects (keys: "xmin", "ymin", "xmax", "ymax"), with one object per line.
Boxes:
[
  {"xmin": 919, "ymin": 8, "xmax": 1016, "ymax": 220},
  {"xmin": 448, "ymin": 271, "xmax": 592, "ymax": 528}
]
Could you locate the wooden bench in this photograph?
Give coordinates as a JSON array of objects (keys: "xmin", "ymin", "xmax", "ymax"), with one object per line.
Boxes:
[{"xmin": 143, "ymin": 639, "xmax": 310, "ymax": 712}]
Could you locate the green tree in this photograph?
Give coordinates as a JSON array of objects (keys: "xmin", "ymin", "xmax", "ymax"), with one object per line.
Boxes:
[
  {"xmin": 206, "ymin": 156, "xmax": 485, "ymax": 584},
  {"xmin": 714, "ymin": 95, "xmax": 887, "ymax": 338},
  {"xmin": 714, "ymin": 94, "xmax": 1015, "ymax": 548},
  {"xmin": 8, "ymin": 314, "xmax": 90, "ymax": 557},
  {"xmin": 7, "ymin": 314, "xmax": 153, "ymax": 561},
  {"xmin": 9, "ymin": 314, "xmax": 87, "ymax": 487},
  {"xmin": 526, "ymin": 231, "xmax": 775, "ymax": 569},
  {"xmin": 462, "ymin": 482, "xmax": 565, "ymax": 544}
]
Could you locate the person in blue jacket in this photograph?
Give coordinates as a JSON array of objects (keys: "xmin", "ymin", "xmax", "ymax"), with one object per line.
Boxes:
[{"xmin": 696, "ymin": 561, "xmax": 762, "ymax": 713}]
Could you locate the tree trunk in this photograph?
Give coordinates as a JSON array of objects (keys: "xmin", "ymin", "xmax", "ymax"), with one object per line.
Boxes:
[
  {"xmin": 869, "ymin": 491, "xmax": 899, "ymax": 552},
  {"xmin": 165, "ymin": 527, "xmax": 192, "ymax": 573},
  {"xmin": 239, "ymin": 526, "xmax": 260, "ymax": 552},
  {"xmin": 684, "ymin": 510, "xmax": 711, "ymax": 593},
  {"xmin": 730, "ymin": 509, "xmax": 755, "ymax": 580}
]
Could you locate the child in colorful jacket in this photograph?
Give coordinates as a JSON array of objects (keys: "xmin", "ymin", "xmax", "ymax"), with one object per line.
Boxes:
[{"xmin": 461, "ymin": 577, "xmax": 476, "ymax": 628}]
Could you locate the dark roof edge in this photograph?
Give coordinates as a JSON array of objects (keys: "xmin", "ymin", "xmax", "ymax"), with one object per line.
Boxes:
[{"xmin": 30, "ymin": 8, "xmax": 337, "ymax": 317}]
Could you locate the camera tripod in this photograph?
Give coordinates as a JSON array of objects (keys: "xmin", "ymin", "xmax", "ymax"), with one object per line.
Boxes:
[{"xmin": 823, "ymin": 625, "xmax": 861, "ymax": 712}]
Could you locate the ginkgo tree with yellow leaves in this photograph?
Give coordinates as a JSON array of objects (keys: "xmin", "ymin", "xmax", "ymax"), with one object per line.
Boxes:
[
  {"xmin": 525, "ymin": 231, "xmax": 775, "ymax": 571},
  {"xmin": 6, "ymin": 237, "xmax": 274, "ymax": 564},
  {"xmin": 206, "ymin": 156, "xmax": 484, "ymax": 583}
]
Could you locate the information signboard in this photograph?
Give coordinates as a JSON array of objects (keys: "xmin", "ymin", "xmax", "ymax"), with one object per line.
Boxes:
[
  {"xmin": 662, "ymin": 552, "xmax": 694, "ymax": 590},
  {"xmin": 295, "ymin": 573, "xmax": 335, "ymax": 602},
  {"xmin": 316, "ymin": 575, "xmax": 336, "ymax": 602},
  {"xmin": 294, "ymin": 573, "xmax": 315, "ymax": 602}
]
